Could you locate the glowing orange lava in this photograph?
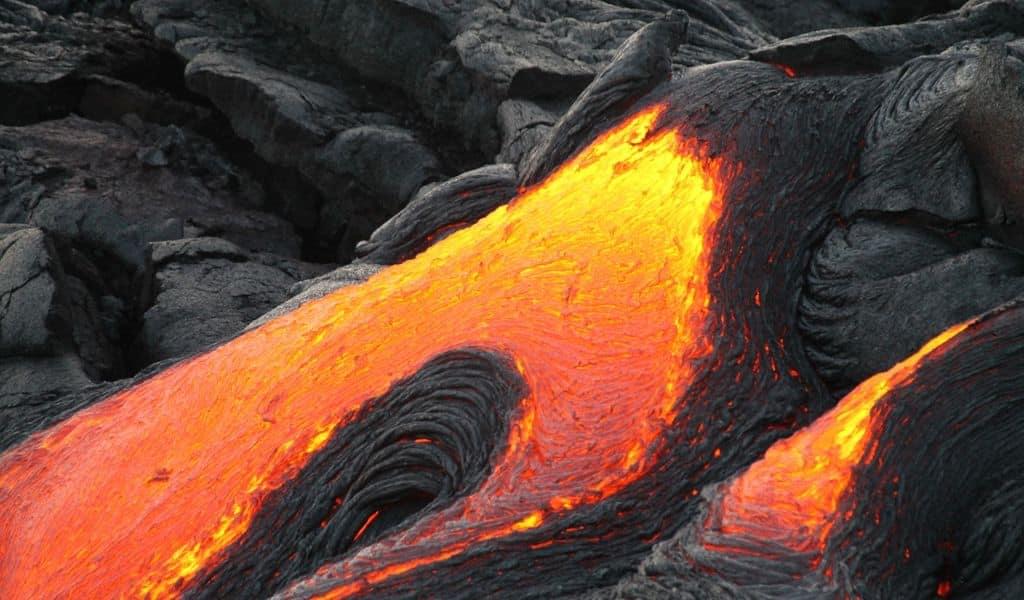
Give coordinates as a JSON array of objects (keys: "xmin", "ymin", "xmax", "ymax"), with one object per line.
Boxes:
[
  {"xmin": 708, "ymin": 320, "xmax": 971, "ymax": 555},
  {"xmin": 0, "ymin": 104, "xmax": 725, "ymax": 599}
]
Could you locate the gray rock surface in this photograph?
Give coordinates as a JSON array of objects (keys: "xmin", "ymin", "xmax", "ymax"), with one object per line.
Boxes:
[
  {"xmin": 841, "ymin": 52, "xmax": 982, "ymax": 222},
  {"xmin": 799, "ymin": 220, "xmax": 1024, "ymax": 393},
  {"xmin": 244, "ymin": 0, "xmax": 776, "ymax": 157},
  {"xmin": 21, "ymin": 0, "xmax": 126, "ymax": 17},
  {"xmin": 0, "ymin": 224, "xmax": 121, "ymax": 380},
  {"xmin": 0, "ymin": 0, "xmax": 168, "ymax": 123},
  {"xmin": 135, "ymin": 237, "xmax": 328, "ymax": 364},
  {"xmin": 78, "ymin": 74, "xmax": 211, "ymax": 128},
  {"xmin": 131, "ymin": 0, "xmax": 447, "ymax": 260},
  {"xmin": 246, "ymin": 263, "xmax": 383, "ymax": 330},
  {"xmin": 0, "ymin": 224, "xmax": 101, "ymax": 416},
  {"xmin": 0, "ymin": 115, "xmax": 301, "ymax": 269},
  {"xmin": 496, "ymin": 99, "xmax": 565, "ymax": 167},
  {"xmin": 0, "ymin": 354, "xmax": 92, "ymax": 434},
  {"xmin": 750, "ymin": 0, "xmax": 1024, "ymax": 71},
  {"xmin": 0, "ymin": 224, "xmax": 69, "ymax": 355},
  {"xmin": 301, "ymin": 125, "xmax": 443, "ymax": 256}
]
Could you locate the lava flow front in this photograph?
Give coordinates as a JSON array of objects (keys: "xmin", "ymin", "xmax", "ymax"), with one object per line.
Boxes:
[
  {"xmin": 702, "ymin": 318, "xmax": 971, "ymax": 560},
  {"xmin": 0, "ymin": 104, "xmax": 728, "ymax": 598}
]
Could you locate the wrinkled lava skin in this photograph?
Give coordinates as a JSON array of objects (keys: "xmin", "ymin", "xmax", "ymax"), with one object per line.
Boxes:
[{"xmin": 692, "ymin": 319, "xmax": 973, "ymax": 598}]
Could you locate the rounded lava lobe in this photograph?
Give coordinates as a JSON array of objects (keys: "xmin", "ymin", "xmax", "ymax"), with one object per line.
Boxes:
[
  {"xmin": 799, "ymin": 220, "xmax": 1024, "ymax": 395},
  {"xmin": 189, "ymin": 349, "xmax": 526, "ymax": 598},
  {"xmin": 827, "ymin": 304, "xmax": 1024, "ymax": 599}
]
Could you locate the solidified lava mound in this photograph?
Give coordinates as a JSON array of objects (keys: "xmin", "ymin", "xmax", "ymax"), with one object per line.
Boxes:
[{"xmin": 2, "ymin": 1, "xmax": 1024, "ymax": 599}]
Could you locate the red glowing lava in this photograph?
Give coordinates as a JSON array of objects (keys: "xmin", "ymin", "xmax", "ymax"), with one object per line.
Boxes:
[{"xmin": 0, "ymin": 104, "xmax": 728, "ymax": 599}]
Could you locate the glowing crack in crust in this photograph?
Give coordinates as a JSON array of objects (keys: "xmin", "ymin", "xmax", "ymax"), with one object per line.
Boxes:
[{"xmin": 0, "ymin": 104, "xmax": 726, "ymax": 599}]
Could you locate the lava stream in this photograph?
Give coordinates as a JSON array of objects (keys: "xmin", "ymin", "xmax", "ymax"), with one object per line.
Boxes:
[{"xmin": 0, "ymin": 104, "xmax": 728, "ymax": 599}]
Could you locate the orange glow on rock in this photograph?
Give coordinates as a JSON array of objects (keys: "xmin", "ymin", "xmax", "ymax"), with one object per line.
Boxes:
[
  {"xmin": 710, "ymin": 320, "xmax": 970, "ymax": 554},
  {"xmin": 352, "ymin": 511, "xmax": 381, "ymax": 544},
  {"xmin": 512, "ymin": 511, "xmax": 545, "ymax": 532},
  {"xmin": 0, "ymin": 104, "xmax": 726, "ymax": 599}
]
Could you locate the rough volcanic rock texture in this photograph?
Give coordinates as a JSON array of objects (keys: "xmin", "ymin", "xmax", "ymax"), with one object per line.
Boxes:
[
  {"xmin": 0, "ymin": 225, "xmax": 67, "ymax": 355},
  {"xmin": 0, "ymin": 0, "xmax": 173, "ymax": 123},
  {"xmin": 130, "ymin": 0, "xmax": 450, "ymax": 260},
  {"xmin": 800, "ymin": 220, "xmax": 1024, "ymax": 393},
  {"xmin": 0, "ymin": 225, "xmax": 92, "ymax": 443},
  {"xmin": 135, "ymin": 237, "xmax": 326, "ymax": 365},
  {"xmin": 0, "ymin": 223, "xmax": 129, "ymax": 378},
  {"xmin": 0, "ymin": 116, "xmax": 300, "ymax": 266},
  {"xmin": 242, "ymin": 0, "xmax": 776, "ymax": 156}
]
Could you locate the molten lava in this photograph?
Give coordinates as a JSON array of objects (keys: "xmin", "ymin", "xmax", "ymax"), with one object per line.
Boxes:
[
  {"xmin": 0, "ymin": 104, "xmax": 727, "ymax": 598},
  {"xmin": 704, "ymin": 319, "xmax": 971, "ymax": 557}
]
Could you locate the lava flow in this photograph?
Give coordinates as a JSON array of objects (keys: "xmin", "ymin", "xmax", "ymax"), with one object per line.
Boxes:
[
  {"xmin": 0, "ymin": 104, "xmax": 728, "ymax": 598},
  {"xmin": 702, "ymin": 318, "xmax": 971, "ymax": 559}
]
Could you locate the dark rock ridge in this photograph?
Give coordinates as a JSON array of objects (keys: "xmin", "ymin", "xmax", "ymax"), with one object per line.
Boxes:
[
  {"xmin": 243, "ymin": 0, "xmax": 776, "ymax": 157},
  {"xmin": 354, "ymin": 163, "xmax": 519, "ymax": 266}
]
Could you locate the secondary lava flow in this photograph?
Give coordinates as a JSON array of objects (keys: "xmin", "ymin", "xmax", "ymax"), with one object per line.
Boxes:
[
  {"xmin": 702, "ymin": 319, "xmax": 972, "ymax": 561},
  {"xmin": 0, "ymin": 104, "xmax": 726, "ymax": 599}
]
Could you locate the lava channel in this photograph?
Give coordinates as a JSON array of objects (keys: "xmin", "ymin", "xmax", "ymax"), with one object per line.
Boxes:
[{"xmin": 0, "ymin": 104, "xmax": 729, "ymax": 599}]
